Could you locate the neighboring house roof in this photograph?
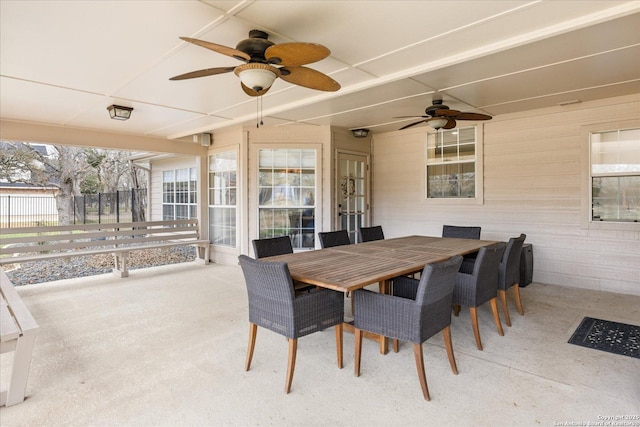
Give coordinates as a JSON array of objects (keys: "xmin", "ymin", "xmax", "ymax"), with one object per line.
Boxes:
[{"xmin": 0, "ymin": 182, "xmax": 56, "ymax": 190}]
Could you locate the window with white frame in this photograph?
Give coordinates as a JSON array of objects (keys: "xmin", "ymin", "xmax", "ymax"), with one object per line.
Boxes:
[
  {"xmin": 162, "ymin": 168, "xmax": 197, "ymax": 220},
  {"xmin": 426, "ymin": 126, "xmax": 478, "ymax": 199},
  {"xmin": 258, "ymin": 148, "xmax": 316, "ymax": 249},
  {"xmin": 209, "ymin": 150, "xmax": 237, "ymax": 247},
  {"xmin": 590, "ymin": 127, "xmax": 640, "ymax": 222}
]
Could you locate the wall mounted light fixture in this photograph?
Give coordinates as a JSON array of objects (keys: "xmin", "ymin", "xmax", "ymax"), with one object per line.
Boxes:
[
  {"xmin": 352, "ymin": 128, "xmax": 369, "ymax": 138},
  {"xmin": 107, "ymin": 105, "xmax": 133, "ymax": 121}
]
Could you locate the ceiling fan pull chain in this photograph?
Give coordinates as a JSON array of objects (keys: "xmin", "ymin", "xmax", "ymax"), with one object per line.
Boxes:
[
  {"xmin": 255, "ymin": 95, "xmax": 265, "ymax": 128},
  {"xmin": 260, "ymin": 95, "xmax": 264, "ymax": 126}
]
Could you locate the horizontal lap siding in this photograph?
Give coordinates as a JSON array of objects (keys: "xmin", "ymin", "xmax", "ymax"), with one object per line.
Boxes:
[{"xmin": 372, "ymin": 95, "xmax": 640, "ymax": 296}]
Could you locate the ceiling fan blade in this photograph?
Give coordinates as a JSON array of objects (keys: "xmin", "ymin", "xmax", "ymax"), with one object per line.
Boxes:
[
  {"xmin": 180, "ymin": 37, "xmax": 250, "ymax": 61},
  {"xmin": 169, "ymin": 66, "xmax": 236, "ymax": 81},
  {"xmin": 241, "ymin": 82, "xmax": 271, "ymax": 97},
  {"xmin": 399, "ymin": 120, "xmax": 426, "ymax": 130},
  {"xmin": 454, "ymin": 112, "xmax": 493, "ymax": 121},
  {"xmin": 393, "ymin": 115, "xmax": 430, "ymax": 119},
  {"xmin": 279, "ymin": 66, "xmax": 340, "ymax": 91},
  {"xmin": 433, "ymin": 109, "xmax": 460, "ymax": 117},
  {"xmin": 443, "ymin": 119, "xmax": 457, "ymax": 129},
  {"xmin": 265, "ymin": 43, "xmax": 330, "ymax": 66}
]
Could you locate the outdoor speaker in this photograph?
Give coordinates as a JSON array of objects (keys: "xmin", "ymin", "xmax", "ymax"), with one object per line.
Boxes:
[{"xmin": 193, "ymin": 133, "xmax": 212, "ymax": 147}]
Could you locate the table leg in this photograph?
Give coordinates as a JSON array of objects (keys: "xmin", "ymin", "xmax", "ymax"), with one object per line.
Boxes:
[{"xmin": 378, "ymin": 280, "xmax": 389, "ymax": 354}]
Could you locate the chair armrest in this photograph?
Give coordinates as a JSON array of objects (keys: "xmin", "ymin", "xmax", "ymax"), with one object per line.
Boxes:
[
  {"xmin": 453, "ymin": 272, "xmax": 477, "ymax": 306},
  {"xmin": 292, "ymin": 289, "xmax": 344, "ymax": 337},
  {"xmin": 391, "ymin": 276, "xmax": 419, "ymax": 300},
  {"xmin": 353, "ymin": 289, "xmax": 416, "ymax": 341}
]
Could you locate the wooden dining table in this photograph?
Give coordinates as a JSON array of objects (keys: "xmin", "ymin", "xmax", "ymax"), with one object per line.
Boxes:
[{"xmin": 267, "ymin": 235, "xmax": 498, "ymax": 353}]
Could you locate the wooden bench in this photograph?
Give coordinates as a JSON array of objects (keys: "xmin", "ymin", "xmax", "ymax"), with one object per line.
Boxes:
[
  {"xmin": 0, "ymin": 219, "xmax": 210, "ymax": 278},
  {"xmin": 1, "ymin": 269, "xmax": 39, "ymax": 406}
]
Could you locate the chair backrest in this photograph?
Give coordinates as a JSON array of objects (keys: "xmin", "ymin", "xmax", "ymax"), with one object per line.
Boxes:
[
  {"xmin": 359, "ymin": 226, "xmax": 385, "ymax": 242},
  {"xmin": 499, "ymin": 234, "xmax": 526, "ymax": 290},
  {"xmin": 318, "ymin": 230, "xmax": 351, "ymax": 248},
  {"xmin": 414, "ymin": 255, "xmax": 463, "ymax": 342},
  {"xmin": 252, "ymin": 235, "xmax": 293, "ymax": 259},
  {"xmin": 442, "ymin": 225, "xmax": 481, "ymax": 240},
  {"xmin": 415, "ymin": 255, "xmax": 463, "ymax": 307},
  {"xmin": 469, "ymin": 242, "xmax": 507, "ymax": 304},
  {"xmin": 238, "ymin": 255, "xmax": 296, "ymax": 335}
]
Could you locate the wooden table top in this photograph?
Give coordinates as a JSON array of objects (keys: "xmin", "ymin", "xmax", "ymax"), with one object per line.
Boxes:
[{"xmin": 267, "ymin": 235, "xmax": 497, "ymax": 293}]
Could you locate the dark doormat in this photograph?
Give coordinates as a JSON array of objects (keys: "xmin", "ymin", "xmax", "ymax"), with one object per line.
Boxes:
[{"xmin": 568, "ymin": 317, "xmax": 640, "ymax": 359}]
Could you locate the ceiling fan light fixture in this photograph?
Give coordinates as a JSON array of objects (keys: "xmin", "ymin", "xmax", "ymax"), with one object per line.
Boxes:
[
  {"xmin": 234, "ymin": 63, "xmax": 278, "ymax": 92},
  {"xmin": 107, "ymin": 104, "xmax": 133, "ymax": 121},
  {"xmin": 428, "ymin": 117, "xmax": 448, "ymax": 130}
]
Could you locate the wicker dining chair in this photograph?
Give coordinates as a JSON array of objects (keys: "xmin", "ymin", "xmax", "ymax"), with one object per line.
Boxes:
[
  {"xmin": 452, "ymin": 242, "xmax": 506, "ymax": 350},
  {"xmin": 442, "ymin": 225, "xmax": 482, "ymax": 273},
  {"xmin": 238, "ymin": 255, "xmax": 344, "ymax": 394},
  {"xmin": 251, "ymin": 236, "xmax": 315, "ymax": 293},
  {"xmin": 318, "ymin": 230, "xmax": 351, "ymax": 248},
  {"xmin": 358, "ymin": 226, "xmax": 385, "ymax": 242},
  {"xmin": 442, "ymin": 225, "xmax": 481, "ymax": 240},
  {"xmin": 352, "ymin": 255, "xmax": 463, "ymax": 401},
  {"xmin": 498, "ymin": 234, "xmax": 526, "ymax": 327},
  {"xmin": 252, "ymin": 235, "xmax": 294, "ymax": 258}
]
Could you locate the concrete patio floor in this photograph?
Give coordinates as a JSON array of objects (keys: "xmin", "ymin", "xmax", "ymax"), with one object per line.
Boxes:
[{"xmin": 1, "ymin": 261, "xmax": 638, "ymax": 426}]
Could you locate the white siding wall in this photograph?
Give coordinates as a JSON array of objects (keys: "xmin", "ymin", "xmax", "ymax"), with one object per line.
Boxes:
[{"xmin": 371, "ymin": 94, "xmax": 640, "ymax": 296}]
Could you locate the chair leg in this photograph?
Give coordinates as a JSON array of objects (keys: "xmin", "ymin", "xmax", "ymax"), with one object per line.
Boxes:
[
  {"xmin": 453, "ymin": 304, "xmax": 461, "ymax": 317},
  {"xmin": 393, "ymin": 339, "xmax": 399, "ymax": 353},
  {"xmin": 245, "ymin": 323, "xmax": 258, "ymax": 371},
  {"xmin": 469, "ymin": 307, "xmax": 482, "ymax": 351},
  {"xmin": 442, "ymin": 325, "xmax": 458, "ymax": 375},
  {"xmin": 498, "ymin": 289, "xmax": 512, "ymax": 327},
  {"xmin": 285, "ymin": 338, "xmax": 297, "ymax": 394},
  {"xmin": 413, "ymin": 343, "xmax": 430, "ymax": 401},
  {"xmin": 490, "ymin": 297, "xmax": 504, "ymax": 336},
  {"xmin": 513, "ymin": 284, "xmax": 525, "ymax": 315},
  {"xmin": 335, "ymin": 323, "xmax": 343, "ymax": 369},
  {"xmin": 354, "ymin": 328, "xmax": 363, "ymax": 377}
]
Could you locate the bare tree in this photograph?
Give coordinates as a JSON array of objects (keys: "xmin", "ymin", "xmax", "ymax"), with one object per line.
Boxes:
[
  {"xmin": 0, "ymin": 142, "xmax": 90, "ymax": 225},
  {"xmin": 84, "ymin": 149, "xmax": 133, "ymax": 215},
  {"xmin": 1, "ymin": 142, "xmax": 149, "ymax": 225},
  {"xmin": 129, "ymin": 161, "xmax": 147, "ymax": 223}
]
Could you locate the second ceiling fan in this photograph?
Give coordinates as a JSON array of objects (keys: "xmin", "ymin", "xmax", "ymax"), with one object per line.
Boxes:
[
  {"xmin": 170, "ymin": 30, "xmax": 341, "ymax": 96},
  {"xmin": 395, "ymin": 96, "xmax": 492, "ymax": 130}
]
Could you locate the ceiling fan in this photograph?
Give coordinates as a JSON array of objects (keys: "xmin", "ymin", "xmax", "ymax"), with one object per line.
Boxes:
[
  {"xmin": 395, "ymin": 96, "xmax": 492, "ymax": 130},
  {"xmin": 169, "ymin": 29, "xmax": 341, "ymax": 96}
]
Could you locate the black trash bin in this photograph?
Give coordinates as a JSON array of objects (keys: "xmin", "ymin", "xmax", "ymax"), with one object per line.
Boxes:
[{"xmin": 520, "ymin": 243, "xmax": 533, "ymax": 287}]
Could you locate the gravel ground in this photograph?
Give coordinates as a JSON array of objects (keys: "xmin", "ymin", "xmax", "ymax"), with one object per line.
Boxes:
[{"xmin": 4, "ymin": 246, "xmax": 196, "ymax": 286}]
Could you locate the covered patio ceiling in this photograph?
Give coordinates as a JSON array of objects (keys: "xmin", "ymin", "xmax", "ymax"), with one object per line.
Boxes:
[{"xmin": 1, "ymin": 1, "xmax": 639, "ymax": 142}]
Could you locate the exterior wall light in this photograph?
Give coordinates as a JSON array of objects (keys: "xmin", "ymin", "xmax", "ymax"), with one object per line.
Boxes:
[{"xmin": 352, "ymin": 128, "xmax": 369, "ymax": 138}]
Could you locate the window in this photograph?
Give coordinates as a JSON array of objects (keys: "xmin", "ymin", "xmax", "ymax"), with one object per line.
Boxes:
[
  {"xmin": 590, "ymin": 128, "xmax": 640, "ymax": 222},
  {"xmin": 258, "ymin": 148, "xmax": 316, "ymax": 249},
  {"xmin": 426, "ymin": 126, "xmax": 478, "ymax": 199},
  {"xmin": 209, "ymin": 150, "xmax": 237, "ymax": 247},
  {"xmin": 162, "ymin": 168, "xmax": 197, "ymax": 220}
]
